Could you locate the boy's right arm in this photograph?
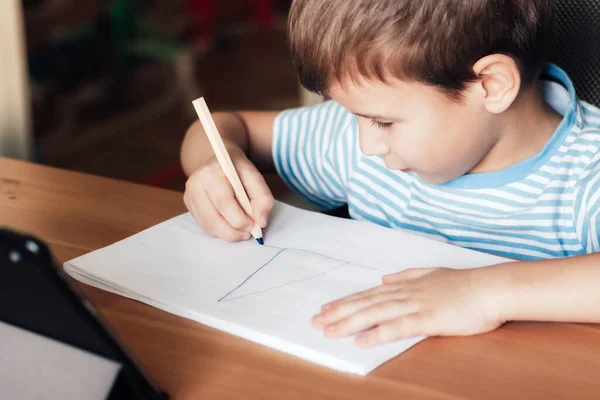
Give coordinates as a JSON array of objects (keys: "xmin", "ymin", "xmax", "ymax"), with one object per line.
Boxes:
[{"xmin": 180, "ymin": 111, "xmax": 280, "ymax": 242}]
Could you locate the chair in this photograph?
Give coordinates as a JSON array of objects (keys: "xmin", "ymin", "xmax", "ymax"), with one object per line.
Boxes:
[{"xmin": 548, "ymin": 0, "xmax": 600, "ymax": 107}]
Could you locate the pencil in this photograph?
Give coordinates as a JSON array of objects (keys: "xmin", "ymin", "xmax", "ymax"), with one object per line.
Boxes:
[{"xmin": 191, "ymin": 97, "xmax": 264, "ymax": 245}]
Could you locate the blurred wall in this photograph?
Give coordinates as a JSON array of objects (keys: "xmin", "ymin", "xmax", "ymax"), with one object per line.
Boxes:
[{"xmin": 0, "ymin": 0, "xmax": 32, "ymax": 160}]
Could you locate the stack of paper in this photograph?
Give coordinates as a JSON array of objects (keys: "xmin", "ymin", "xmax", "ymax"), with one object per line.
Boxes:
[{"xmin": 64, "ymin": 202, "xmax": 508, "ymax": 375}]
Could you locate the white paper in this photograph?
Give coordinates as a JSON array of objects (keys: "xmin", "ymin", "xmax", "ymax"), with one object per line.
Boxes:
[
  {"xmin": 64, "ymin": 201, "xmax": 509, "ymax": 375},
  {"xmin": 0, "ymin": 321, "xmax": 121, "ymax": 400}
]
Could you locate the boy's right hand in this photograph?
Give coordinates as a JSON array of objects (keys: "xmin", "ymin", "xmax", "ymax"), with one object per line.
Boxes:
[{"xmin": 183, "ymin": 146, "xmax": 274, "ymax": 242}]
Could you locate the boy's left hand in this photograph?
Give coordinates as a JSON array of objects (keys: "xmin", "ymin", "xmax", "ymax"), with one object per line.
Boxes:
[{"xmin": 312, "ymin": 267, "xmax": 505, "ymax": 347}]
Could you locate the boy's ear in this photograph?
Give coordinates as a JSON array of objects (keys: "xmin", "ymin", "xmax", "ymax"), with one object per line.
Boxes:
[{"xmin": 471, "ymin": 54, "xmax": 521, "ymax": 114}]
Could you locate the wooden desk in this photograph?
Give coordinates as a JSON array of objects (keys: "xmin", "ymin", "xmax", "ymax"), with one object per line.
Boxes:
[{"xmin": 2, "ymin": 157, "xmax": 600, "ymax": 400}]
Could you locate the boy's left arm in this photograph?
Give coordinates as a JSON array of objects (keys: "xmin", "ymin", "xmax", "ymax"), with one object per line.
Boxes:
[{"xmin": 312, "ymin": 254, "xmax": 600, "ymax": 347}]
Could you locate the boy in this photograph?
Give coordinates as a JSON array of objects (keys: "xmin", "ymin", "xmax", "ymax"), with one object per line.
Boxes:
[{"xmin": 180, "ymin": 0, "xmax": 600, "ymax": 348}]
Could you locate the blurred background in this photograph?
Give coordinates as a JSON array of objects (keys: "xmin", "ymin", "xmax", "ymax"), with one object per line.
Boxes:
[{"xmin": 2, "ymin": 0, "xmax": 321, "ymax": 195}]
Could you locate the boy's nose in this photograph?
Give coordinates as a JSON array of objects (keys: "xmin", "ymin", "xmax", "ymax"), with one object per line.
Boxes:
[{"xmin": 359, "ymin": 130, "xmax": 390, "ymax": 156}]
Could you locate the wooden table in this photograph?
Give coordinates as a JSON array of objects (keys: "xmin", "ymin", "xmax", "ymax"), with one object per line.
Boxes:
[{"xmin": 2, "ymin": 156, "xmax": 600, "ymax": 400}]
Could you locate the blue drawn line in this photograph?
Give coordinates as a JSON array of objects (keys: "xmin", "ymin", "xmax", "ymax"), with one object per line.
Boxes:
[
  {"xmin": 221, "ymin": 261, "xmax": 349, "ymax": 302},
  {"xmin": 217, "ymin": 248, "xmax": 285, "ymax": 302},
  {"xmin": 262, "ymin": 244, "xmax": 378, "ymax": 271},
  {"xmin": 218, "ymin": 245, "xmax": 380, "ymax": 303}
]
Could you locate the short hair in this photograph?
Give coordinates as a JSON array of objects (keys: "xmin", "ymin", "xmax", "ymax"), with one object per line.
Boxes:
[{"xmin": 288, "ymin": 0, "xmax": 556, "ymax": 100}]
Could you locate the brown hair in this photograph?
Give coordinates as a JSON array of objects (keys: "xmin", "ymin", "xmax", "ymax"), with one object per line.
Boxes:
[{"xmin": 289, "ymin": 0, "xmax": 555, "ymax": 100}]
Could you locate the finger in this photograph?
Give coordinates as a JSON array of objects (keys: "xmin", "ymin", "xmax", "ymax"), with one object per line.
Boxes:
[
  {"xmin": 185, "ymin": 176, "xmax": 216, "ymax": 232},
  {"xmin": 197, "ymin": 190, "xmax": 251, "ymax": 242},
  {"xmin": 322, "ymin": 284, "xmax": 403, "ymax": 311},
  {"xmin": 355, "ymin": 313, "xmax": 428, "ymax": 347},
  {"xmin": 250, "ymin": 195, "xmax": 274, "ymax": 228},
  {"xmin": 382, "ymin": 268, "xmax": 437, "ymax": 284},
  {"xmin": 190, "ymin": 191, "xmax": 218, "ymax": 236},
  {"xmin": 186, "ymin": 187, "xmax": 216, "ymax": 234},
  {"xmin": 313, "ymin": 292, "xmax": 408, "ymax": 330},
  {"xmin": 208, "ymin": 181, "xmax": 255, "ymax": 232},
  {"xmin": 185, "ymin": 188, "xmax": 214, "ymax": 233},
  {"xmin": 183, "ymin": 191, "xmax": 197, "ymax": 220},
  {"xmin": 237, "ymin": 165, "xmax": 274, "ymax": 228},
  {"xmin": 186, "ymin": 197, "xmax": 201, "ymax": 228},
  {"xmin": 323, "ymin": 300, "xmax": 417, "ymax": 339}
]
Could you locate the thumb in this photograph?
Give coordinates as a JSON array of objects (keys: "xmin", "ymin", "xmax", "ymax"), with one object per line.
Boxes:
[
  {"xmin": 250, "ymin": 195, "xmax": 274, "ymax": 228},
  {"xmin": 237, "ymin": 162, "xmax": 274, "ymax": 228}
]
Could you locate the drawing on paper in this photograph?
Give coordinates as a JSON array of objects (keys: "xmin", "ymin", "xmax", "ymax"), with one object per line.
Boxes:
[{"xmin": 218, "ymin": 245, "xmax": 378, "ymax": 302}]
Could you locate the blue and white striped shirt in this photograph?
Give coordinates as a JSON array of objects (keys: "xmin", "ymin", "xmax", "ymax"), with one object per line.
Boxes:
[{"xmin": 272, "ymin": 65, "xmax": 600, "ymax": 261}]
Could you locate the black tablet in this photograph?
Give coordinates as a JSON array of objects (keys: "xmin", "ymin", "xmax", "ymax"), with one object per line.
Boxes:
[{"xmin": 0, "ymin": 228, "xmax": 168, "ymax": 400}]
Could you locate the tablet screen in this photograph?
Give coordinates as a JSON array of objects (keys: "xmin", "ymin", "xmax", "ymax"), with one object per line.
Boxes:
[{"xmin": 0, "ymin": 229, "xmax": 167, "ymax": 400}]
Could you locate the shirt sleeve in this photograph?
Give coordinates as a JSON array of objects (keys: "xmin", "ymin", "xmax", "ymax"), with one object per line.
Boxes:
[{"xmin": 272, "ymin": 100, "xmax": 358, "ymax": 210}]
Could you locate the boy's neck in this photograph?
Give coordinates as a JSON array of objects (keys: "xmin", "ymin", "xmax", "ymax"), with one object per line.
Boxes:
[{"xmin": 470, "ymin": 81, "xmax": 563, "ymax": 175}]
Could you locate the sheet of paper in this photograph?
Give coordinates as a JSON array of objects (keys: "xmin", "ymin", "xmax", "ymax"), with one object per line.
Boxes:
[
  {"xmin": 0, "ymin": 321, "xmax": 121, "ymax": 400},
  {"xmin": 64, "ymin": 201, "xmax": 509, "ymax": 375}
]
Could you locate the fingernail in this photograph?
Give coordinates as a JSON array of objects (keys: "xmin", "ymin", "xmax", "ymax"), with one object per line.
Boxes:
[
  {"xmin": 322, "ymin": 303, "xmax": 333, "ymax": 311},
  {"xmin": 260, "ymin": 216, "xmax": 267, "ymax": 228},
  {"xmin": 312, "ymin": 315, "xmax": 325, "ymax": 329},
  {"xmin": 324, "ymin": 323, "xmax": 338, "ymax": 335}
]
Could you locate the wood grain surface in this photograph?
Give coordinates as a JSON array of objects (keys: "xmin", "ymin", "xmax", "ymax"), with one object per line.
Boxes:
[{"xmin": 2, "ymin": 157, "xmax": 600, "ymax": 399}]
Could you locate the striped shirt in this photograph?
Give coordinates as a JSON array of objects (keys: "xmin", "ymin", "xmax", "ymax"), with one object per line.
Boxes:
[{"xmin": 272, "ymin": 64, "xmax": 600, "ymax": 261}]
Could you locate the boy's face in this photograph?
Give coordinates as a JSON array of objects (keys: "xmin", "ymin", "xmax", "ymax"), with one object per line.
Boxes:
[{"xmin": 328, "ymin": 77, "xmax": 497, "ymax": 184}]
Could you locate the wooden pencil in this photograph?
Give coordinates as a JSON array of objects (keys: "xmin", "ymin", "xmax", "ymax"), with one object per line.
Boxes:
[{"xmin": 192, "ymin": 97, "xmax": 264, "ymax": 245}]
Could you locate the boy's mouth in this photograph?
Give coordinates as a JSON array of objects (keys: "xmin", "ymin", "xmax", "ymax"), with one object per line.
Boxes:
[{"xmin": 400, "ymin": 168, "xmax": 412, "ymax": 173}]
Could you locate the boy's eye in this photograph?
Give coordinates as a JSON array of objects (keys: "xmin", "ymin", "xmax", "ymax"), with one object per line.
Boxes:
[{"xmin": 370, "ymin": 119, "xmax": 394, "ymax": 129}]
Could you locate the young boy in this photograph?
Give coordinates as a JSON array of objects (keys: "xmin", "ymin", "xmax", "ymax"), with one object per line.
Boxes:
[{"xmin": 180, "ymin": 0, "xmax": 600, "ymax": 348}]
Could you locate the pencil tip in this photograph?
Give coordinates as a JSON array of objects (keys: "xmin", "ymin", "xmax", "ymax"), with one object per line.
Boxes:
[{"xmin": 256, "ymin": 238, "xmax": 264, "ymax": 246}]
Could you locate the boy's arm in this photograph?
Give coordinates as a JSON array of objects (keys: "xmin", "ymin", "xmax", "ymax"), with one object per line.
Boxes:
[
  {"xmin": 486, "ymin": 253, "xmax": 600, "ymax": 323},
  {"xmin": 181, "ymin": 111, "xmax": 280, "ymax": 176},
  {"xmin": 312, "ymin": 254, "xmax": 600, "ymax": 347},
  {"xmin": 181, "ymin": 101, "xmax": 353, "ymax": 241}
]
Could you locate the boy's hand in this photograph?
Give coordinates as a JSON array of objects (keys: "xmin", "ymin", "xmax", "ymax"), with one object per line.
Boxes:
[
  {"xmin": 312, "ymin": 267, "xmax": 505, "ymax": 347},
  {"xmin": 183, "ymin": 145, "xmax": 274, "ymax": 242}
]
